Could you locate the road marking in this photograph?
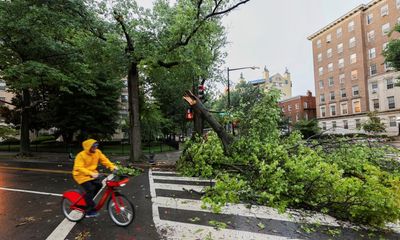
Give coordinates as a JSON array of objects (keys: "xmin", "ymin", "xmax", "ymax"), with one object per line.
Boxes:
[
  {"xmin": 153, "ymin": 175, "xmax": 215, "ymax": 182},
  {"xmin": 0, "ymin": 187, "xmax": 62, "ymax": 197},
  {"xmin": 152, "ymin": 171, "xmax": 178, "ymax": 175},
  {"xmin": 149, "ymin": 170, "xmax": 302, "ymax": 239},
  {"xmin": 0, "ymin": 166, "xmax": 70, "ymax": 174},
  {"xmin": 46, "ymin": 174, "xmax": 114, "ymax": 240},
  {"xmin": 153, "ymin": 183, "xmax": 205, "ymax": 192},
  {"xmin": 153, "ymin": 197, "xmax": 341, "ymax": 226}
]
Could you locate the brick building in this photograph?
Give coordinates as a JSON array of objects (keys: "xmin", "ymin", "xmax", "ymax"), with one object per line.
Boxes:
[
  {"xmin": 279, "ymin": 90, "xmax": 317, "ymax": 124},
  {"xmin": 308, "ymin": 0, "xmax": 400, "ymax": 135}
]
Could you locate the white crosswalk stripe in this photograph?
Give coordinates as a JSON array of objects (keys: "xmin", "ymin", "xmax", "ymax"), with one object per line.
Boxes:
[
  {"xmin": 149, "ymin": 169, "xmax": 400, "ymax": 240},
  {"xmin": 149, "ymin": 169, "xmax": 307, "ymax": 240}
]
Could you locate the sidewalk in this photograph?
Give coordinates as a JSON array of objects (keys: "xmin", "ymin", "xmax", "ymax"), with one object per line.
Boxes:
[{"xmin": 0, "ymin": 150, "xmax": 181, "ymax": 169}]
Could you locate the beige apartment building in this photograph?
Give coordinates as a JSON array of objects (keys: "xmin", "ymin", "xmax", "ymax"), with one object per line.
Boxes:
[
  {"xmin": 308, "ymin": 0, "xmax": 400, "ymax": 136},
  {"xmin": 246, "ymin": 66, "xmax": 293, "ymax": 100}
]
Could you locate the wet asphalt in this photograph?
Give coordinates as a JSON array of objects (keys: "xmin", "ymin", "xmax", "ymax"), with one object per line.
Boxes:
[{"xmin": 0, "ymin": 159, "xmax": 159, "ymax": 240}]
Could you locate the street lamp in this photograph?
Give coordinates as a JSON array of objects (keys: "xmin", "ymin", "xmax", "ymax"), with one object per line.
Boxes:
[
  {"xmin": 227, "ymin": 66, "xmax": 259, "ymax": 108},
  {"xmin": 226, "ymin": 66, "xmax": 259, "ymax": 135}
]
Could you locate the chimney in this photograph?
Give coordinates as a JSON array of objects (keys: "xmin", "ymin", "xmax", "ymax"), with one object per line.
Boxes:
[{"xmin": 307, "ymin": 90, "xmax": 312, "ymax": 97}]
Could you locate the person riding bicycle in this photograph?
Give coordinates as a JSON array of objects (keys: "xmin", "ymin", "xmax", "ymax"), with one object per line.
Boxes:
[{"xmin": 72, "ymin": 139, "xmax": 117, "ymax": 217}]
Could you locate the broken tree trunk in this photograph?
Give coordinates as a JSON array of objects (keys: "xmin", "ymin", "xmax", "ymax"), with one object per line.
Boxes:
[{"xmin": 183, "ymin": 90, "xmax": 233, "ymax": 153}]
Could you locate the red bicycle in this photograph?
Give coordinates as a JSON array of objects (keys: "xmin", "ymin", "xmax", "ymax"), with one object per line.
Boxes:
[{"xmin": 61, "ymin": 174, "xmax": 135, "ymax": 227}]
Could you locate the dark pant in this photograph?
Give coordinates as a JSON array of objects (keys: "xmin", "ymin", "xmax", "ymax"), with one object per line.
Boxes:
[{"xmin": 81, "ymin": 179, "xmax": 102, "ymax": 212}]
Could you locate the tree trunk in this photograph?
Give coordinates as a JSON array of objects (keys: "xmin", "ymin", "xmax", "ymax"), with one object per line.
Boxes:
[
  {"xmin": 193, "ymin": 108, "xmax": 203, "ymax": 137},
  {"xmin": 19, "ymin": 89, "xmax": 31, "ymax": 156},
  {"xmin": 128, "ymin": 62, "xmax": 142, "ymax": 162},
  {"xmin": 183, "ymin": 91, "xmax": 233, "ymax": 153}
]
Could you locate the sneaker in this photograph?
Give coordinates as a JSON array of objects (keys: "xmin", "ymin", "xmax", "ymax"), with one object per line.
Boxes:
[{"xmin": 85, "ymin": 210, "xmax": 99, "ymax": 218}]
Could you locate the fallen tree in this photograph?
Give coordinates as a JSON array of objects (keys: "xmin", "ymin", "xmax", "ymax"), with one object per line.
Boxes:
[{"xmin": 178, "ymin": 90, "xmax": 400, "ymax": 228}]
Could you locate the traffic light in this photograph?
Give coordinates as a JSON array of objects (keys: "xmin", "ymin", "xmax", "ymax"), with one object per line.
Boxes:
[
  {"xmin": 198, "ymin": 85, "xmax": 205, "ymax": 101},
  {"xmin": 185, "ymin": 108, "xmax": 193, "ymax": 121}
]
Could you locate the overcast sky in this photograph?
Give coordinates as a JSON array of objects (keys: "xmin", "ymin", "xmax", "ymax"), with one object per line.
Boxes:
[{"xmin": 136, "ymin": 0, "xmax": 371, "ymax": 96}]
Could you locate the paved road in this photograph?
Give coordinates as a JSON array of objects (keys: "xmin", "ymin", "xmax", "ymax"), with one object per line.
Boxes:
[
  {"xmin": 0, "ymin": 159, "xmax": 159, "ymax": 240},
  {"xmin": 1, "ymin": 158, "xmax": 400, "ymax": 240}
]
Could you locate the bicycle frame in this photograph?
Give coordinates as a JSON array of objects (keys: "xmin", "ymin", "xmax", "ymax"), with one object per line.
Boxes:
[{"xmin": 64, "ymin": 176, "xmax": 129, "ymax": 214}]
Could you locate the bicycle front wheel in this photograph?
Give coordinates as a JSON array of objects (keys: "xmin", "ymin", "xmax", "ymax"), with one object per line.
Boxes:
[
  {"xmin": 107, "ymin": 194, "xmax": 135, "ymax": 227},
  {"xmin": 61, "ymin": 197, "xmax": 85, "ymax": 222}
]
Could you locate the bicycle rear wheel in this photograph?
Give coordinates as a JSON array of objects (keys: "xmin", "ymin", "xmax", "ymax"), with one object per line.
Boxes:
[
  {"xmin": 107, "ymin": 194, "xmax": 135, "ymax": 227},
  {"xmin": 61, "ymin": 197, "xmax": 85, "ymax": 222}
]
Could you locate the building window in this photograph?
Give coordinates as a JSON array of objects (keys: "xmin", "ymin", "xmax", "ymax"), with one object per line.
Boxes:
[
  {"xmin": 288, "ymin": 105, "xmax": 292, "ymax": 111},
  {"xmin": 337, "ymin": 43, "xmax": 343, "ymax": 53},
  {"xmin": 383, "ymin": 42, "xmax": 388, "ymax": 50},
  {"xmin": 384, "ymin": 62, "xmax": 394, "ymax": 71},
  {"xmin": 341, "ymin": 102, "xmax": 348, "ymax": 114},
  {"xmin": 327, "ymin": 48, "xmax": 332, "ymax": 58},
  {"xmin": 339, "ymin": 74, "xmax": 345, "ymax": 84},
  {"xmin": 320, "ymin": 106, "xmax": 326, "ymax": 117},
  {"xmin": 350, "ymin": 53, "xmax": 357, "ymax": 64},
  {"xmin": 317, "ymin": 39, "xmax": 321, "ymax": 48},
  {"xmin": 326, "ymin": 34, "xmax": 332, "ymax": 43},
  {"xmin": 304, "ymin": 102, "xmax": 308, "ymax": 108},
  {"xmin": 388, "ymin": 96, "xmax": 395, "ymax": 109},
  {"xmin": 351, "ymin": 70, "xmax": 358, "ymax": 80},
  {"xmin": 295, "ymin": 103, "xmax": 299, "ymax": 110},
  {"xmin": 370, "ymin": 64, "xmax": 377, "ymax": 76},
  {"xmin": 319, "ymin": 67, "xmax": 324, "ymax": 76},
  {"xmin": 340, "ymin": 89, "xmax": 347, "ymax": 98},
  {"xmin": 338, "ymin": 58, "xmax": 344, "ymax": 69},
  {"xmin": 373, "ymin": 99, "xmax": 380, "ymax": 110},
  {"xmin": 0, "ymin": 97, "xmax": 5, "ymax": 106},
  {"xmin": 397, "ymin": 0, "xmax": 400, "ymax": 9},
  {"xmin": 328, "ymin": 77, "xmax": 334, "ymax": 86},
  {"xmin": 349, "ymin": 37, "xmax": 356, "ymax": 48},
  {"xmin": 322, "ymin": 122, "xmax": 327, "ymax": 130},
  {"xmin": 121, "ymin": 95, "xmax": 128, "ymax": 103},
  {"xmin": 318, "ymin": 53, "xmax": 322, "ymax": 62},
  {"xmin": 356, "ymin": 119, "xmax": 361, "ymax": 128},
  {"xmin": 371, "ymin": 82, "xmax": 378, "ymax": 93},
  {"xmin": 305, "ymin": 113, "xmax": 309, "ymax": 120},
  {"xmin": 343, "ymin": 120, "xmax": 349, "ymax": 129},
  {"xmin": 389, "ymin": 116, "xmax": 397, "ymax": 127},
  {"xmin": 330, "ymin": 105, "xmax": 336, "ymax": 116},
  {"xmin": 353, "ymin": 100, "xmax": 361, "ymax": 113},
  {"xmin": 0, "ymin": 80, "xmax": 6, "ymax": 91},
  {"xmin": 332, "ymin": 121, "xmax": 337, "ymax": 129},
  {"xmin": 328, "ymin": 63, "xmax": 333, "ymax": 72},
  {"xmin": 367, "ymin": 30, "xmax": 375, "ymax": 42},
  {"xmin": 352, "ymin": 85, "xmax": 359, "ymax": 96},
  {"xmin": 382, "ymin": 23, "xmax": 390, "ymax": 35},
  {"xmin": 296, "ymin": 113, "xmax": 299, "ymax": 121},
  {"xmin": 348, "ymin": 21, "xmax": 355, "ymax": 32},
  {"xmin": 330, "ymin": 91, "xmax": 335, "ymax": 101},
  {"xmin": 320, "ymin": 94, "xmax": 325, "ymax": 103},
  {"xmin": 381, "ymin": 4, "xmax": 389, "ymax": 17},
  {"xmin": 366, "ymin": 13, "xmax": 373, "ymax": 24},
  {"xmin": 319, "ymin": 80, "xmax": 324, "ymax": 89},
  {"xmin": 336, "ymin": 28, "xmax": 342, "ymax": 37},
  {"xmin": 387, "ymin": 78, "xmax": 394, "ymax": 89},
  {"xmin": 368, "ymin": 48, "xmax": 376, "ymax": 59}
]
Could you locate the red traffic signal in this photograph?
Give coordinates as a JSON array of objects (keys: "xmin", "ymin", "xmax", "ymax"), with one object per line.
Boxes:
[
  {"xmin": 185, "ymin": 108, "xmax": 193, "ymax": 121},
  {"xmin": 198, "ymin": 85, "xmax": 205, "ymax": 101}
]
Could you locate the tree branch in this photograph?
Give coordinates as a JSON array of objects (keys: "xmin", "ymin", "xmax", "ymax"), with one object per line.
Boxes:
[{"xmin": 114, "ymin": 12, "xmax": 134, "ymax": 53}]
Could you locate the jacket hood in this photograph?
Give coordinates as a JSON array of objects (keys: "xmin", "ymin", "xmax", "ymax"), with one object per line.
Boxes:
[{"xmin": 82, "ymin": 139, "xmax": 97, "ymax": 154}]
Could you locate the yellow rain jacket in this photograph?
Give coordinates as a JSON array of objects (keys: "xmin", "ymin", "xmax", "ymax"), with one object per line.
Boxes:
[{"xmin": 72, "ymin": 139, "xmax": 116, "ymax": 184}]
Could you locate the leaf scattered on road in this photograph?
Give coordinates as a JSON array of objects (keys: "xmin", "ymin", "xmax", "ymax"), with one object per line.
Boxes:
[{"xmin": 75, "ymin": 230, "xmax": 91, "ymax": 240}]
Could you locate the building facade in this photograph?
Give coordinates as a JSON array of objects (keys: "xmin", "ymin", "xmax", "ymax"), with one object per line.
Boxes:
[
  {"xmin": 246, "ymin": 66, "xmax": 293, "ymax": 100},
  {"xmin": 308, "ymin": 0, "xmax": 400, "ymax": 135},
  {"xmin": 279, "ymin": 91, "xmax": 317, "ymax": 124}
]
